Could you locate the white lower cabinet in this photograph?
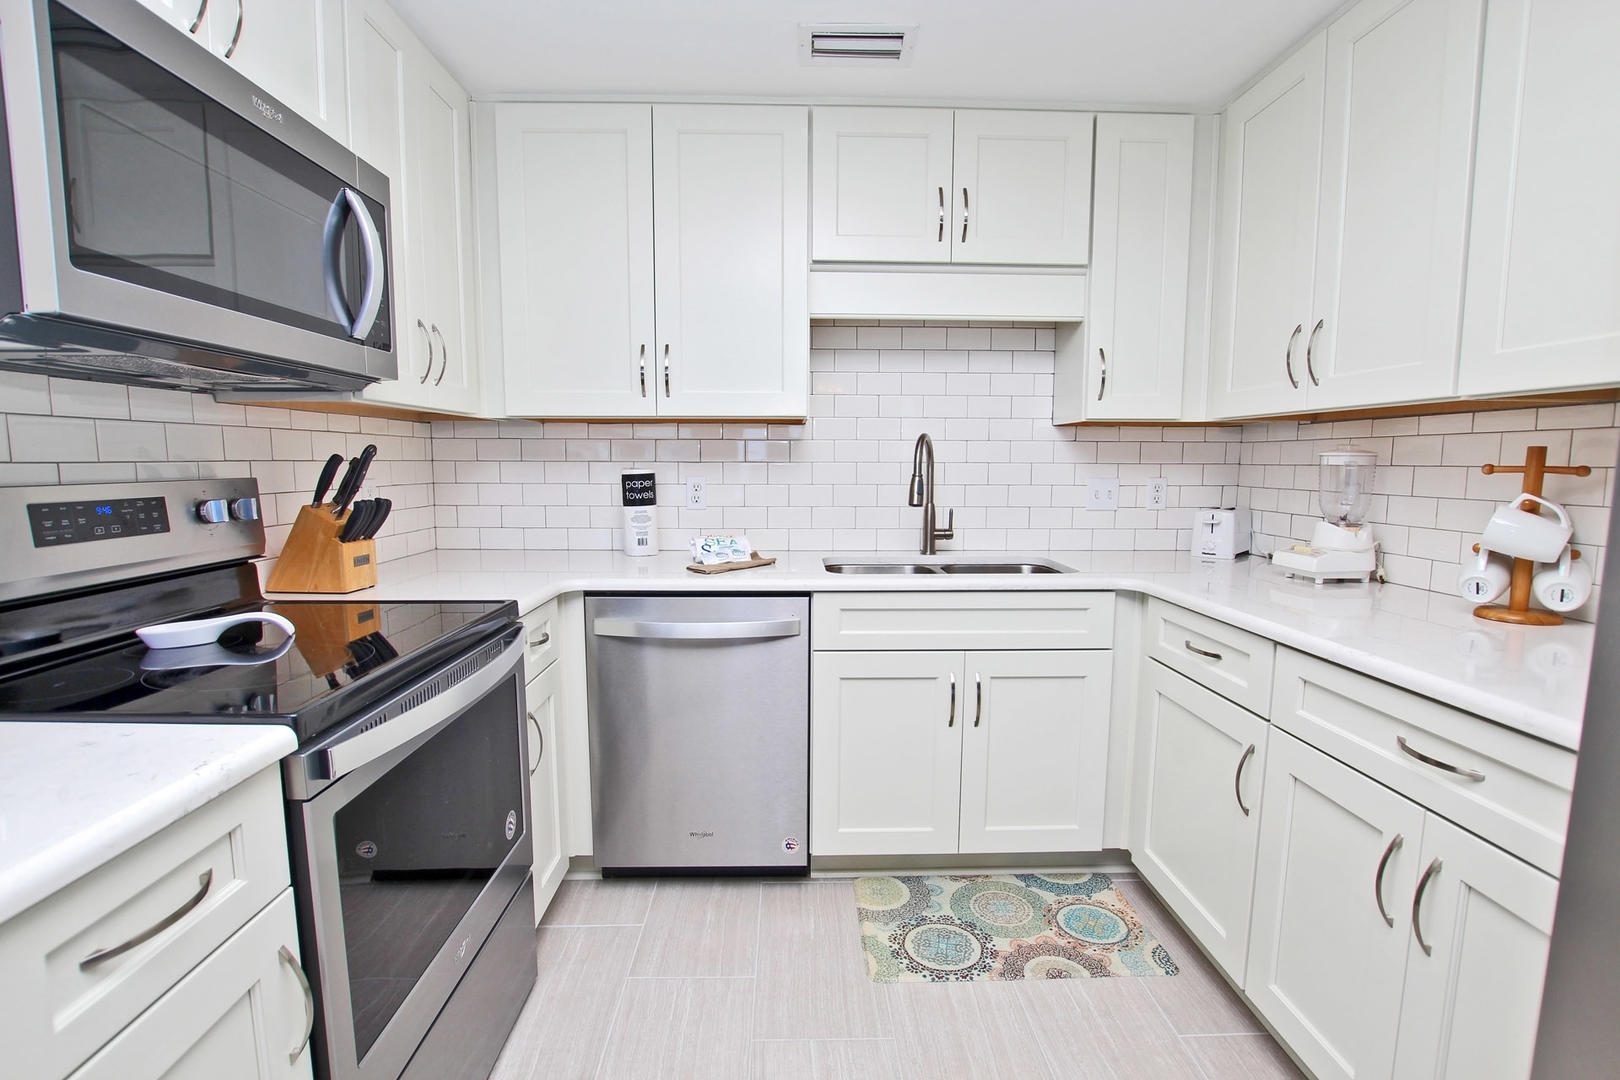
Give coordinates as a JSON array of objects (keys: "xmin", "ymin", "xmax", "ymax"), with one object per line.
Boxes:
[
  {"xmin": 68, "ymin": 890, "xmax": 311, "ymax": 1080},
  {"xmin": 810, "ymin": 648, "xmax": 1110, "ymax": 857},
  {"xmin": 1390, "ymin": 815, "xmax": 1557, "ymax": 1080},
  {"xmin": 526, "ymin": 659, "xmax": 567, "ymax": 923},
  {"xmin": 1133, "ymin": 661, "xmax": 1268, "ymax": 982}
]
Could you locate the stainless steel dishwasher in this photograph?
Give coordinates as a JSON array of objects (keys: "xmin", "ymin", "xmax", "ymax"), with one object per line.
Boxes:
[{"xmin": 585, "ymin": 594, "xmax": 810, "ymax": 874}]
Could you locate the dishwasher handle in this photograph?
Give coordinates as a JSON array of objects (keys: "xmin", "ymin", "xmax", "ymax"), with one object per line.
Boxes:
[{"xmin": 592, "ymin": 617, "xmax": 802, "ymax": 641}]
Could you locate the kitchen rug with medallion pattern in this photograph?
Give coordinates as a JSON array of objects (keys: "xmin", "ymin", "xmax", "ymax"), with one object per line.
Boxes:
[{"xmin": 855, "ymin": 873, "xmax": 1180, "ymax": 983}]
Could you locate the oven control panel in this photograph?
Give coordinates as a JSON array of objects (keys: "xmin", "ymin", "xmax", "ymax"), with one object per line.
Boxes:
[{"xmin": 27, "ymin": 497, "xmax": 171, "ymax": 547}]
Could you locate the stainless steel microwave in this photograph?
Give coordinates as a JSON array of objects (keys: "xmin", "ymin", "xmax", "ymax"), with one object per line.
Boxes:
[{"xmin": 0, "ymin": 0, "xmax": 395, "ymax": 393}]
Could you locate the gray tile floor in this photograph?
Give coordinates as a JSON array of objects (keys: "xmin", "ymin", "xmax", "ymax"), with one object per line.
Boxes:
[{"xmin": 489, "ymin": 875, "xmax": 1305, "ymax": 1080}]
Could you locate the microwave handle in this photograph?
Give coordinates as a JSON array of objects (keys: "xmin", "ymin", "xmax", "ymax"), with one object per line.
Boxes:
[
  {"xmin": 320, "ymin": 189, "xmax": 387, "ymax": 339},
  {"xmin": 320, "ymin": 190, "xmax": 355, "ymax": 331}
]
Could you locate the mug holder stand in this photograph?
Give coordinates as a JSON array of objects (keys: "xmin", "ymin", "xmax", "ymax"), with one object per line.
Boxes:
[{"xmin": 1471, "ymin": 445, "xmax": 1591, "ymax": 626}]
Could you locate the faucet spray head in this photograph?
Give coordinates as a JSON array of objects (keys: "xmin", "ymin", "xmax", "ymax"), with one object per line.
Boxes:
[{"xmin": 907, "ymin": 473, "xmax": 925, "ymax": 506}]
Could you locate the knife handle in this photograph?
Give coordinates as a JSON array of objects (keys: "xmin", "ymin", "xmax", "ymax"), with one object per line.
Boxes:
[
  {"xmin": 312, "ymin": 453, "xmax": 344, "ymax": 506},
  {"xmin": 331, "ymin": 457, "xmax": 362, "ymax": 516}
]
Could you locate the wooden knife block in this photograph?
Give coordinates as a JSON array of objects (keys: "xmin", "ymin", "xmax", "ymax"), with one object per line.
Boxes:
[{"xmin": 264, "ymin": 504, "xmax": 378, "ymax": 594}]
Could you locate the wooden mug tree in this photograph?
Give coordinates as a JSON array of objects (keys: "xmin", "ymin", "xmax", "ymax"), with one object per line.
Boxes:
[{"xmin": 1471, "ymin": 444, "xmax": 1591, "ymax": 626}]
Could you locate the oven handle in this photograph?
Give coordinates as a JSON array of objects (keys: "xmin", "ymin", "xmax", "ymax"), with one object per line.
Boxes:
[{"xmin": 316, "ymin": 629, "xmax": 523, "ymax": 783}]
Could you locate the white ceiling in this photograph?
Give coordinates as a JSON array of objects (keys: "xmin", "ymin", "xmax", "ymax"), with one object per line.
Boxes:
[{"xmin": 388, "ymin": 0, "xmax": 1345, "ymax": 110}]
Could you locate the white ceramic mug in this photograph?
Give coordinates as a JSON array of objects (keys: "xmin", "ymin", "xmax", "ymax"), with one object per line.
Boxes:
[
  {"xmin": 1532, "ymin": 547, "xmax": 1593, "ymax": 613},
  {"xmin": 1458, "ymin": 546, "xmax": 1512, "ymax": 604},
  {"xmin": 1478, "ymin": 493, "xmax": 1573, "ymax": 563}
]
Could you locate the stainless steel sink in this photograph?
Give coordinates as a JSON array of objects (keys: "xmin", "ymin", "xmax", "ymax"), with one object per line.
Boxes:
[
  {"xmin": 823, "ymin": 562, "xmax": 940, "ymax": 574},
  {"xmin": 821, "ymin": 558, "xmax": 1073, "ymax": 575},
  {"xmin": 936, "ymin": 562, "xmax": 1064, "ymax": 574}
]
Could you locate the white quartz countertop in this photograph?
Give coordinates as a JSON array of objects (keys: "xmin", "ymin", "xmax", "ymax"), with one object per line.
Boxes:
[
  {"xmin": 0, "ymin": 723, "xmax": 295, "ymax": 924},
  {"xmin": 265, "ymin": 550, "xmax": 1594, "ymax": 752}
]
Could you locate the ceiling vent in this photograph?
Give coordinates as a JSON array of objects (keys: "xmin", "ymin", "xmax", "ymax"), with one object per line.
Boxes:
[{"xmin": 799, "ymin": 25, "xmax": 916, "ymax": 67}]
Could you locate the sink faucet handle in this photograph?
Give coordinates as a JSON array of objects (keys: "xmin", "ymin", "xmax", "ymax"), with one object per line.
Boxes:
[{"xmin": 935, "ymin": 508, "xmax": 955, "ymax": 541}]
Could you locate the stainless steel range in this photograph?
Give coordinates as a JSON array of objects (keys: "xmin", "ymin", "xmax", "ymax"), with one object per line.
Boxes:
[{"xmin": 0, "ymin": 478, "xmax": 535, "ymax": 1080}]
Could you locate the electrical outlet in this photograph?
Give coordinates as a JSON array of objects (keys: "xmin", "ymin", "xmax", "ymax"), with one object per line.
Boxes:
[
  {"xmin": 1084, "ymin": 478, "xmax": 1120, "ymax": 511},
  {"xmin": 1146, "ymin": 478, "xmax": 1168, "ymax": 510},
  {"xmin": 685, "ymin": 476, "xmax": 707, "ymax": 510}
]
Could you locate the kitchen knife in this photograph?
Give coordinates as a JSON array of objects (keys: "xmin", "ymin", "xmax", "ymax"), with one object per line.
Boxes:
[
  {"xmin": 330, "ymin": 457, "xmax": 361, "ymax": 516},
  {"xmin": 361, "ymin": 497, "xmax": 391, "ymax": 540},
  {"xmin": 338, "ymin": 500, "xmax": 372, "ymax": 543},
  {"xmin": 311, "ymin": 453, "xmax": 344, "ymax": 506},
  {"xmin": 333, "ymin": 443, "xmax": 379, "ymax": 517}
]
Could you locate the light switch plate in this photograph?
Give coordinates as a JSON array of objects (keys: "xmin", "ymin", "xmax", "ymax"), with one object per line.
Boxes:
[
  {"xmin": 685, "ymin": 476, "xmax": 707, "ymax": 510},
  {"xmin": 1085, "ymin": 479, "xmax": 1120, "ymax": 510},
  {"xmin": 1146, "ymin": 478, "xmax": 1168, "ymax": 510}
]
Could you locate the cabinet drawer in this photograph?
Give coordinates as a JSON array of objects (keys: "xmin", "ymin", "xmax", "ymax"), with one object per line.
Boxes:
[
  {"xmin": 521, "ymin": 597, "xmax": 560, "ymax": 677},
  {"xmin": 1, "ymin": 766, "xmax": 292, "ymax": 1080},
  {"xmin": 1271, "ymin": 648, "xmax": 1574, "ymax": 875},
  {"xmin": 811, "ymin": 592, "xmax": 1114, "ymax": 651},
  {"xmin": 1145, "ymin": 599, "xmax": 1275, "ymax": 714}
]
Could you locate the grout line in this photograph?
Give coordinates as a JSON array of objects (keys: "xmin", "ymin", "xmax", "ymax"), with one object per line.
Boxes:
[{"xmin": 589, "ymin": 879, "xmax": 655, "ymax": 1080}]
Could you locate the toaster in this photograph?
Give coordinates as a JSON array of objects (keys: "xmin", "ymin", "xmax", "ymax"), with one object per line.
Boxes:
[{"xmin": 1191, "ymin": 508, "xmax": 1250, "ymax": 560}]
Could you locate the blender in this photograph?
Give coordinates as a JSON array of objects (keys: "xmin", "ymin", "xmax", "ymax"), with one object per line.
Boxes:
[{"xmin": 1272, "ymin": 446, "xmax": 1380, "ymax": 584}]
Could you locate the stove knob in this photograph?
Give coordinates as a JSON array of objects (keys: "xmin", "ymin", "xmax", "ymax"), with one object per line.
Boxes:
[
  {"xmin": 195, "ymin": 499, "xmax": 230, "ymax": 524},
  {"xmin": 229, "ymin": 497, "xmax": 261, "ymax": 522}
]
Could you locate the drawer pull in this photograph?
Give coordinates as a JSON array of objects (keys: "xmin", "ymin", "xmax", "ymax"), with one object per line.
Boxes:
[
  {"xmin": 80, "ymin": 868, "xmax": 213, "ymax": 969},
  {"xmin": 279, "ymin": 945, "xmax": 316, "ymax": 1064},
  {"xmin": 948, "ymin": 672, "xmax": 956, "ymax": 728},
  {"xmin": 1185, "ymin": 640, "xmax": 1223, "ymax": 662},
  {"xmin": 529, "ymin": 630, "xmax": 551, "ymax": 649},
  {"xmin": 973, "ymin": 673, "xmax": 983, "ymax": 727},
  {"xmin": 1234, "ymin": 743, "xmax": 1255, "ymax": 816},
  {"xmin": 1412, "ymin": 858, "xmax": 1442, "ymax": 956},
  {"xmin": 528, "ymin": 710, "xmax": 543, "ymax": 775},
  {"xmin": 1374, "ymin": 833, "xmax": 1403, "ymax": 928},
  {"xmin": 1396, "ymin": 736, "xmax": 1485, "ymax": 782}
]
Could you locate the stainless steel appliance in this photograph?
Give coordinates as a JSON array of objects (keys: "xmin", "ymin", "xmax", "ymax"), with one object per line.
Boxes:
[
  {"xmin": 0, "ymin": 0, "xmax": 394, "ymax": 393},
  {"xmin": 0, "ymin": 479, "xmax": 533, "ymax": 1080},
  {"xmin": 585, "ymin": 593, "xmax": 810, "ymax": 874}
]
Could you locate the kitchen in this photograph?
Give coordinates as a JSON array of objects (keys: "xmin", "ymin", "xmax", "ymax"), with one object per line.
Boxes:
[{"xmin": 0, "ymin": 0, "xmax": 1615, "ymax": 1078}]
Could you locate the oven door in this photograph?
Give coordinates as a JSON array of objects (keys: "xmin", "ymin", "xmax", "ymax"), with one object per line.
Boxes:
[{"xmin": 289, "ymin": 628, "xmax": 530, "ymax": 1080}]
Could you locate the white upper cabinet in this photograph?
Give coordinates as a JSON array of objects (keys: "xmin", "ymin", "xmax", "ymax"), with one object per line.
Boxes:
[
  {"xmin": 1459, "ymin": 0, "xmax": 1620, "ymax": 395},
  {"xmin": 1072, "ymin": 113, "xmax": 1195, "ymax": 421},
  {"xmin": 810, "ymin": 107, "xmax": 1094, "ymax": 267},
  {"xmin": 811, "ymin": 107, "xmax": 954, "ymax": 263},
  {"xmin": 1211, "ymin": 0, "xmax": 1485, "ymax": 418},
  {"xmin": 1209, "ymin": 35, "xmax": 1325, "ymax": 418},
  {"xmin": 493, "ymin": 103, "xmax": 808, "ymax": 419}
]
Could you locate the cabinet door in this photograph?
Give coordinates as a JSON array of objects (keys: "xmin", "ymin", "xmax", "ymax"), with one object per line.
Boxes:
[
  {"xmin": 1085, "ymin": 114, "xmax": 1195, "ymax": 420},
  {"xmin": 810, "ymin": 107, "xmax": 954, "ymax": 263},
  {"xmin": 951, "ymin": 110, "xmax": 1094, "ymax": 266},
  {"xmin": 1208, "ymin": 36, "xmax": 1324, "ymax": 418},
  {"xmin": 68, "ymin": 891, "xmax": 312, "ymax": 1080},
  {"xmin": 344, "ymin": 0, "xmax": 428, "ymax": 389},
  {"xmin": 652, "ymin": 104, "xmax": 809, "ymax": 418},
  {"xmin": 1459, "ymin": 0, "xmax": 1620, "ymax": 394},
  {"xmin": 1305, "ymin": 0, "xmax": 1482, "ymax": 410},
  {"xmin": 1247, "ymin": 729, "xmax": 1426, "ymax": 1080},
  {"xmin": 403, "ymin": 52, "xmax": 480, "ymax": 413},
  {"xmin": 133, "ymin": 0, "xmax": 208, "ymax": 35},
  {"xmin": 957, "ymin": 650, "xmax": 1112, "ymax": 854},
  {"xmin": 1133, "ymin": 662, "xmax": 1268, "ymax": 983},
  {"xmin": 495, "ymin": 104, "xmax": 655, "ymax": 418},
  {"xmin": 810, "ymin": 651, "xmax": 965, "ymax": 856},
  {"xmin": 1391, "ymin": 814, "xmax": 1557, "ymax": 1080},
  {"xmin": 526, "ymin": 662, "xmax": 567, "ymax": 925}
]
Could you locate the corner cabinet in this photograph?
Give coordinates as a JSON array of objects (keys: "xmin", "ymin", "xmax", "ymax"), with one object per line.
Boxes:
[
  {"xmin": 344, "ymin": 0, "xmax": 482, "ymax": 415},
  {"xmin": 1209, "ymin": 0, "xmax": 1484, "ymax": 418},
  {"xmin": 491, "ymin": 103, "xmax": 809, "ymax": 420},
  {"xmin": 1458, "ymin": 0, "xmax": 1620, "ymax": 395}
]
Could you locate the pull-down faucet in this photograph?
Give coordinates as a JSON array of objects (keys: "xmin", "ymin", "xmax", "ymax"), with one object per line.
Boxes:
[{"xmin": 908, "ymin": 432, "xmax": 954, "ymax": 555}]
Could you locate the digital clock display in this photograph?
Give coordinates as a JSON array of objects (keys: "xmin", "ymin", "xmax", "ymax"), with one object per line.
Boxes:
[{"xmin": 27, "ymin": 497, "xmax": 170, "ymax": 547}]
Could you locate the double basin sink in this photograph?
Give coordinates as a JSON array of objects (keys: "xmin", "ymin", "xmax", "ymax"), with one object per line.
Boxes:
[{"xmin": 822, "ymin": 557, "xmax": 1074, "ymax": 575}]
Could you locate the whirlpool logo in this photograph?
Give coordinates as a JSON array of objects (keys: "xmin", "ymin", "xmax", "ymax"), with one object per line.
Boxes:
[
  {"xmin": 689, "ymin": 830, "xmax": 715, "ymax": 840},
  {"xmin": 251, "ymin": 94, "xmax": 284, "ymax": 125}
]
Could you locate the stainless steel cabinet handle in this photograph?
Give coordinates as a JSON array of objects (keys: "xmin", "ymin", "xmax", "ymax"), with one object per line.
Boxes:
[
  {"xmin": 948, "ymin": 671, "xmax": 956, "ymax": 728},
  {"xmin": 224, "ymin": 0, "xmax": 244, "ymax": 58},
  {"xmin": 188, "ymin": 0, "xmax": 209, "ymax": 33},
  {"xmin": 973, "ymin": 673, "xmax": 983, "ymax": 727},
  {"xmin": 1234, "ymin": 744, "xmax": 1255, "ymax": 816},
  {"xmin": 527, "ymin": 710, "xmax": 542, "ymax": 775},
  {"xmin": 1374, "ymin": 833, "xmax": 1404, "ymax": 928},
  {"xmin": 1096, "ymin": 347, "xmax": 1107, "ymax": 401},
  {"xmin": 1305, "ymin": 318, "xmax": 1323, "ymax": 386},
  {"xmin": 1412, "ymin": 857, "xmax": 1442, "ymax": 955},
  {"xmin": 592, "ymin": 617, "xmax": 800, "ymax": 641},
  {"xmin": 1396, "ymin": 736, "xmax": 1485, "ymax": 782},
  {"xmin": 663, "ymin": 344, "xmax": 671, "ymax": 397},
  {"xmin": 1284, "ymin": 323, "xmax": 1302, "ymax": 389},
  {"xmin": 431, "ymin": 324, "xmax": 448, "ymax": 386},
  {"xmin": 639, "ymin": 344, "xmax": 647, "ymax": 397},
  {"xmin": 937, "ymin": 186, "xmax": 945, "ymax": 243},
  {"xmin": 415, "ymin": 319, "xmax": 433, "ymax": 383},
  {"xmin": 1185, "ymin": 640, "xmax": 1223, "ymax": 662},
  {"xmin": 81, "ymin": 869, "xmax": 213, "ymax": 969},
  {"xmin": 529, "ymin": 630, "xmax": 551, "ymax": 649},
  {"xmin": 278, "ymin": 945, "xmax": 315, "ymax": 1064},
  {"xmin": 961, "ymin": 187, "xmax": 969, "ymax": 243}
]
